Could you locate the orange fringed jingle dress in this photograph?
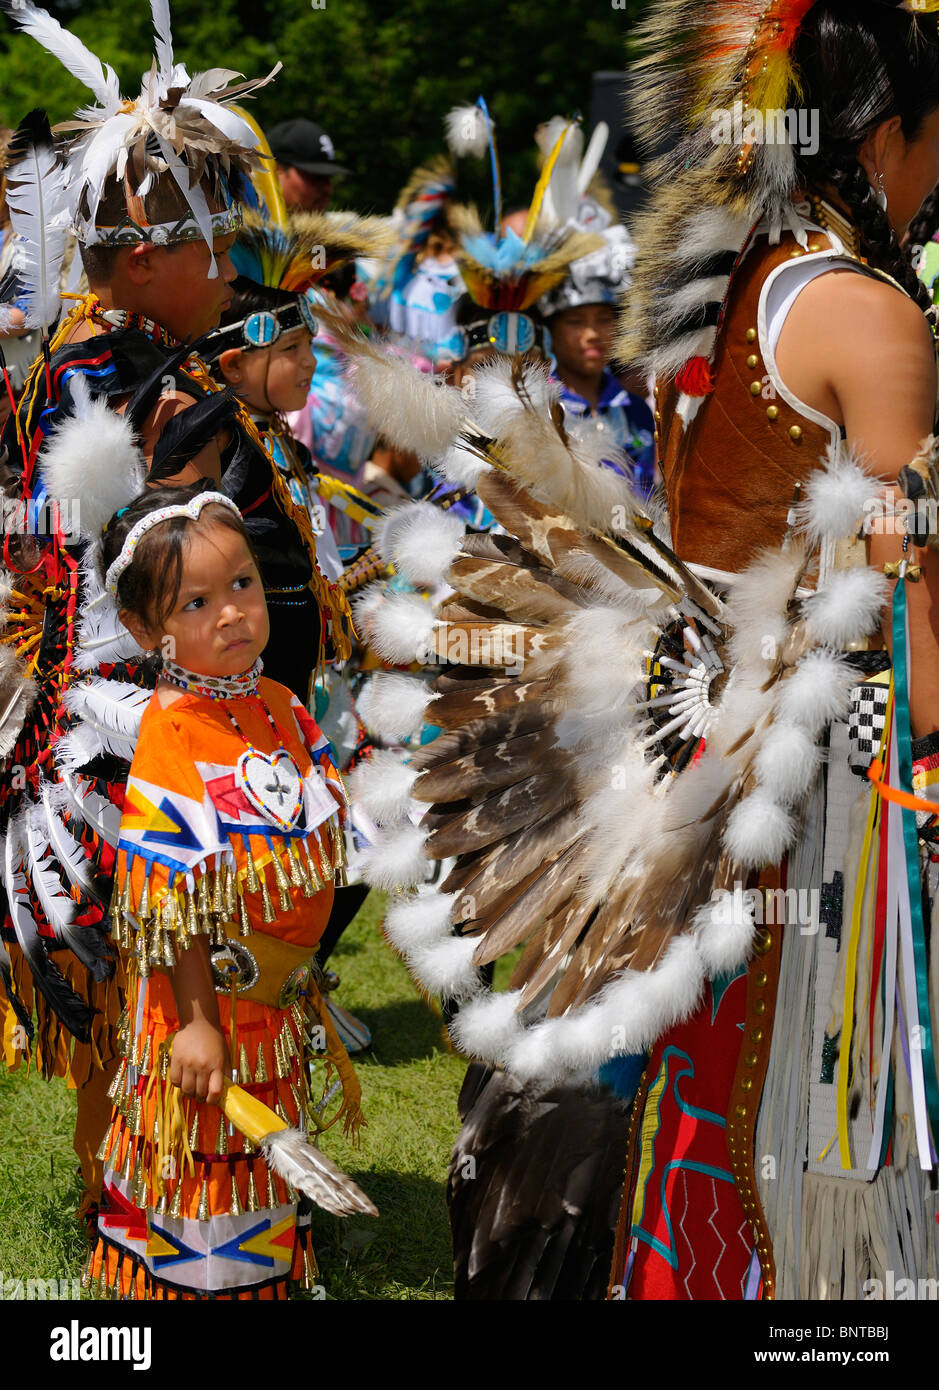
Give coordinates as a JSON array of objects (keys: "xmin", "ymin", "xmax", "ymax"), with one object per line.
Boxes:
[{"xmin": 88, "ymin": 675, "xmax": 363, "ymax": 1299}]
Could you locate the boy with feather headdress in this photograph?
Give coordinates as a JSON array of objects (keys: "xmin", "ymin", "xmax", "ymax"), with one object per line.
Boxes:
[{"xmin": 0, "ymin": 0, "xmax": 350, "ymax": 1249}]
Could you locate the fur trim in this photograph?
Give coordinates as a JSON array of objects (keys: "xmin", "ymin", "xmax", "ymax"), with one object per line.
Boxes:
[
  {"xmin": 775, "ymin": 649, "xmax": 853, "ymax": 736},
  {"xmin": 723, "ymin": 790, "xmax": 796, "ymax": 869},
  {"xmin": 379, "ymin": 502, "xmax": 465, "ymax": 588},
  {"xmin": 796, "ymin": 444, "xmax": 881, "ymax": 547},
  {"xmin": 803, "ymin": 566, "xmax": 889, "ymax": 648},
  {"xmin": 751, "ymin": 720, "xmax": 822, "ymax": 805},
  {"xmin": 356, "ymin": 673, "xmax": 435, "ymax": 741},
  {"xmin": 359, "ymin": 820, "xmax": 429, "ymax": 891},
  {"xmin": 692, "ymin": 889, "xmax": 758, "ymax": 978},
  {"xmin": 346, "ymin": 749, "xmax": 418, "ymax": 826},
  {"xmin": 354, "ymin": 590, "xmax": 437, "ymax": 666},
  {"xmin": 349, "ymin": 351, "xmax": 463, "ymax": 462}
]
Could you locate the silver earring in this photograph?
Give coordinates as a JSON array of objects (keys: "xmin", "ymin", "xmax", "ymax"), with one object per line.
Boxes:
[{"xmin": 874, "ymin": 170, "xmax": 888, "ymax": 214}]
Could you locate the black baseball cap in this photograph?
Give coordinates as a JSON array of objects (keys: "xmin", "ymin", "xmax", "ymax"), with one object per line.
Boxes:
[{"xmin": 267, "ymin": 119, "xmax": 353, "ymax": 178}]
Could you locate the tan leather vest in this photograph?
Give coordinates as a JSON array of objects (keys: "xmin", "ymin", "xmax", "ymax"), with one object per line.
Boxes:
[{"xmin": 657, "ymin": 230, "xmax": 841, "ymax": 571}]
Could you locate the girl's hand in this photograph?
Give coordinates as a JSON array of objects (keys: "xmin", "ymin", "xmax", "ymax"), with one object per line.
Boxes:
[{"xmin": 170, "ymin": 1019, "xmax": 228, "ymax": 1104}]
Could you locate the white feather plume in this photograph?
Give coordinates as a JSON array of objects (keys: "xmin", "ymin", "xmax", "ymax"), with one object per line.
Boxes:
[
  {"xmin": 346, "ymin": 750, "xmax": 418, "ymax": 825},
  {"xmin": 356, "ymin": 673, "xmax": 435, "ymax": 741},
  {"xmin": 407, "ymin": 933, "xmax": 480, "ymax": 1000},
  {"xmin": 692, "ymin": 890, "xmax": 758, "ymax": 979},
  {"xmin": 355, "ymin": 590, "xmax": 437, "ymax": 666},
  {"xmin": 39, "ymin": 374, "xmax": 147, "ymax": 542},
  {"xmin": 445, "ymin": 104, "xmax": 491, "ymax": 159},
  {"xmin": 383, "ymin": 889, "xmax": 456, "ymax": 953},
  {"xmin": 12, "ymin": 3, "xmax": 121, "ymax": 110},
  {"xmin": 349, "ymin": 352, "xmax": 465, "ymax": 463},
  {"xmin": 775, "ymin": 649, "xmax": 853, "ymax": 736},
  {"xmin": 796, "ymin": 442, "xmax": 881, "ymax": 547},
  {"xmin": 723, "ymin": 790, "xmax": 796, "ymax": 869},
  {"xmin": 379, "ymin": 503, "xmax": 465, "ymax": 588},
  {"xmin": 360, "ymin": 821, "xmax": 429, "ymax": 891},
  {"xmin": 802, "ymin": 566, "xmax": 889, "ymax": 649},
  {"xmin": 258, "ymin": 1128, "xmax": 377, "ymax": 1217},
  {"xmin": 5, "ymin": 128, "xmax": 72, "ymax": 333}
]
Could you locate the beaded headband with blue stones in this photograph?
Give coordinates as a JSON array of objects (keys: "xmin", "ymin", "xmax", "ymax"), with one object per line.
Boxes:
[{"xmin": 209, "ymin": 286, "xmax": 319, "ymax": 353}]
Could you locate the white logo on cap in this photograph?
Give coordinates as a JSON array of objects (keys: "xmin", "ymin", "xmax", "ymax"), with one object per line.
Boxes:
[{"xmin": 319, "ymin": 134, "xmax": 335, "ymax": 161}]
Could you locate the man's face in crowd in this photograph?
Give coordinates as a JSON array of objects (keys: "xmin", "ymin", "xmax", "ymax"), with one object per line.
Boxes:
[{"xmin": 277, "ymin": 163, "xmax": 333, "ymax": 212}]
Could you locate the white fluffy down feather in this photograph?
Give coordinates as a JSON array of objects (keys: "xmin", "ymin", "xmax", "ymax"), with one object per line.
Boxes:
[
  {"xmin": 449, "ymin": 987, "xmax": 524, "ymax": 1065},
  {"xmin": 346, "ymin": 750, "xmax": 418, "ymax": 825},
  {"xmin": 775, "ymin": 649, "xmax": 853, "ymax": 736},
  {"xmin": 445, "ymin": 103, "xmax": 491, "ymax": 158},
  {"xmin": 349, "ymin": 353, "xmax": 463, "ymax": 462},
  {"xmin": 751, "ymin": 720, "xmax": 822, "ymax": 805},
  {"xmin": 407, "ymin": 933, "xmax": 480, "ymax": 1000},
  {"xmin": 796, "ymin": 444, "xmax": 880, "ymax": 547},
  {"xmin": 383, "ymin": 888, "xmax": 456, "ymax": 953},
  {"xmin": 360, "ymin": 821, "xmax": 429, "ymax": 891},
  {"xmin": 38, "ymin": 375, "xmax": 146, "ymax": 542},
  {"xmin": 356, "ymin": 673, "xmax": 435, "ymax": 741},
  {"xmin": 692, "ymin": 890, "xmax": 758, "ymax": 978},
  {"xmin": 380, "ymin": 503, "xmax": 465, "ymax": 588},
  {"xmin": 436, "ymin": 441, "xmax": 491, "ymax": 488},
  {"xmin": 507, "ymin": 935, "xmax": 705, "ymax": 1083},
  {"xmin": 355, "ymin": 590, "xmax": 437, "ymax": 665},
  {"xmin": 723, "ymin": 789, "xmax": 796, "ymax": 869},
  {"xmin": 803, "ymin": 566, "xmax": 889, "ymax": 649}
]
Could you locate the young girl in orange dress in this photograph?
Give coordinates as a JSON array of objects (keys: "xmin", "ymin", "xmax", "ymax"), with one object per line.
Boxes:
[{"xmin": 87, "ymin": 485, "xmax": 370, "ymax": 1300}]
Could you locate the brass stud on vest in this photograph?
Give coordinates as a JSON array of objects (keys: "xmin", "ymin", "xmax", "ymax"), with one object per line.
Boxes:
[
  {"xmin": 746, "ymin": 328, "xmax": 757, "ymax": 343},
  {"xmin": 766, "ymin": 406, "xmax": 779, "ymax": 422},
  {"xmin": 746, "ymin": 354, "xmax": 759, "ymax": 370},
  {"xmin": 750, "ymin": 381, "xmax": 762, "ymax": 396},
  {"xmin": 789, "ymin": 247, "xmax": 805, "ymax": 258},
  {"xmin": 789, "ymin": 425, "xmax": 803, "ymax": 443}
]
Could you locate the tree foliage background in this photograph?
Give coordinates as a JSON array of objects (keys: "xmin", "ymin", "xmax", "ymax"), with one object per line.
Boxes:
[{"xmin": 0, "ymin": 0, "xmax": 651, "ymax": 214}]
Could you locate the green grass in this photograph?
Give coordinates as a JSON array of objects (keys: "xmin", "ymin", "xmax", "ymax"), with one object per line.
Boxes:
[{"xmin": 0, "ymin": 892, "xmax": 469, "ymax": 1301}]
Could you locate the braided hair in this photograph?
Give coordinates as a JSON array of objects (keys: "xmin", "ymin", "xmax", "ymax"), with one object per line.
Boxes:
[{"xmin": 790, "ymin": 1, "xmax": 939, "ymax": 312}]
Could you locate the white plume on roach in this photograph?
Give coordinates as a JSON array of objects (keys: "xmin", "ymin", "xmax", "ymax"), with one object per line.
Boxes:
[{"xmin": 445, "ymin": 104, "xmax": 491, "ymax": 159}]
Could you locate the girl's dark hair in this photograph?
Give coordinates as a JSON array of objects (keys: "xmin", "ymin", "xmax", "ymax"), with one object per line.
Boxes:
[
  {"xmin": 100, "ymin": 483, "xmax": 254, "ymax": 629},
  {"xmin": 791, "ymin": 1, "xmax": 939, "ymax": 310},
  {"xmin": 907, "ymin": 182, "xmax": 939, "ymax": 267}
]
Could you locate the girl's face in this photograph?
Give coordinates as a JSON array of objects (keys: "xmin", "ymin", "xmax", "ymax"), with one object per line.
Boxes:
[
  {"xmin": 222, "ymin": 327, "xmax": 316, "ymax": 416},
  {"xmin": 124, "ymin": 521, "xmax": 270, "ymax": 677}
]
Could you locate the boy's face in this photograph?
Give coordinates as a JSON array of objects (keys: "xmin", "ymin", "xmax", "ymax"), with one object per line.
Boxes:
[
  {"xmin": 224, "ymin": 327, "xmax": 316, "ymax": 416},
  {"xmin": 138, "ymin": 231, "xmax": 238, "ymax": 341},
  {"xmin": 126, "ymin": 520, "xmax": 270, "ymax": 678},
  {"xmin": 549, "ymin": 302, "xmax": 616, "ymax": 380}
]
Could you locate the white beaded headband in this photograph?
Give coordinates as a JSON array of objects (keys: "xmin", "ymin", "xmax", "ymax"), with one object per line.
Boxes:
[{"xmin": 105, "ymin": 492, "xmax": 243, "ymax": 599}]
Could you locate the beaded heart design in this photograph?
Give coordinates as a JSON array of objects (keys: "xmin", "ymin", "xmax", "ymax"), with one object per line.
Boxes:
[{"xmin": 236, "ymin": 749, "xmax": 303, "ymax": 831}]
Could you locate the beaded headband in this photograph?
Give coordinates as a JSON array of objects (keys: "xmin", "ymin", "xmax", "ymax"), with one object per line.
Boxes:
[
  {"xmin": 81, "ymin": 202, "xmax": 244, "ymax": 250},
  {"xmin": 105, "ymin": 492, "xmax": 242, "ymax": 599}
]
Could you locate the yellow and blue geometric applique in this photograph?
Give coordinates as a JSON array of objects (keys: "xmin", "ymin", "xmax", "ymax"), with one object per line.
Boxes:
[
  {"xmin": 122, "ymin": 784, "xmax": 204, "ymax": 853},
  {"xmin": 146, "ymin": 1220, "xmax": 205, "ymax": 1270},
  {"xmin": 214, "ymin": 1213, "xmax": 296, "ymax": 1267}
]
